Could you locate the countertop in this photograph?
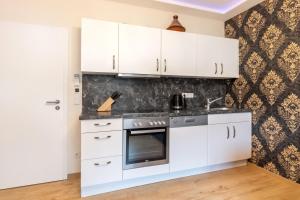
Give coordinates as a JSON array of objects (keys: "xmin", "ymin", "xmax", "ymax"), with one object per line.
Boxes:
[{"xmin": 79, "ymin": 108, "xmax": 251, "ymax": 120}]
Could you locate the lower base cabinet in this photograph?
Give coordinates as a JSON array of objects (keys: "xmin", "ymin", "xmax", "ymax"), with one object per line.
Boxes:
[
  {"xmin": 80, "ymin": 113, "xmax": 252, "ymax": 197},
  {"xmin": 170, "ymin": 126, "xmax": 208, "ymax": 172},
  {"xmin": 208, "ymin": 122, "xmax": 251, "ymax": 165},
  {"xmin": 81, "ymin": 156, "xmax": 123, "ymax": 187}
]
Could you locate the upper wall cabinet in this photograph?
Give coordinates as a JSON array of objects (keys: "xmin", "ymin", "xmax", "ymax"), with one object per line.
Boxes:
[
  {"xmin": 81, "ymin": 18, "xmax": 118, "ymax": 73},
  {"xmin": 119, "ymin": 24, "xmax": 161, "ymax": 75},
  {"xmin": 81, "ymin": 18, "xmax": 239, "ymax": 79},
  {"xmin": 161, "ymin": 30, "xmax": 197, "ymax": 76},
  {"xmin": 197, "ymin": 36, "xmax": 239, "ymax": 78}
]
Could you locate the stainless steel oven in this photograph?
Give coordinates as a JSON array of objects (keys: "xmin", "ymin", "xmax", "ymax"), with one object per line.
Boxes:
[{"xmin": 123, "ymin": 115, "xmax": 169, "ymax": 170}]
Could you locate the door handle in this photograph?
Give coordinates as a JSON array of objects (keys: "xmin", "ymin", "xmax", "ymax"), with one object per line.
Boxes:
[
  {"xmin": 164, "ymin": 59, "xmax": 167, "ymax": 72},
  {"xmin": 156, "ymin": 58, "xmax": 159, "ymax": 72},
  {"xmin": 226, "ymin": 126, "xmax": 230, "ymax": 139},
  {"xmin": 46, "ymin": 100, "xmax": 60, "ymax": 105},
  {"xmin": 94, "ymin": 135, "xmax": 111, "ymax": 140},
  {"xmin": 221, "ymin": 63, "xmax": 224, "ymax": 74},
  {"xmin": 214, "ymin": 63, "xmax": 218, "ymax": 74},
  {"xmin": 94, "ymin": 122, "xmax": 111, "ymax": 127},
  {"xmin": 113, "ymin": 55, "xmax": 116, "ymax": 70},
  {"xmin": 94, "ymin": 161, "xmax": 111, "ymax": 167},
  {"xmin": 233, "ymin": 125, "xmax": 236, "ymax": 138}
]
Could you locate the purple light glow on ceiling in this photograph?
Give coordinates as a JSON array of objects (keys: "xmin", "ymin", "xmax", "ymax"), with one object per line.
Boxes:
[{"xmin": 156, "ymin": 0, "xmax": 247, "ymax": 14}]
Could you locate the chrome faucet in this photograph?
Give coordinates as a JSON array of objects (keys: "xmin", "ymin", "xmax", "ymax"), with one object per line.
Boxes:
[{"xmin": 206, "ymin": 97, "xmax": 223, "ymax": 111}]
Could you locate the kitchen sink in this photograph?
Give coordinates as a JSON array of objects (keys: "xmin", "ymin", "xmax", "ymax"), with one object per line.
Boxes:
[{"xmin": 209, "ymin": 107, "xmax": 231, "ymax": 111}]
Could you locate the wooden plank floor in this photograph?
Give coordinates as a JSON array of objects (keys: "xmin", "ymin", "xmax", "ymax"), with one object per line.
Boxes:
[{"xmin": 1, "ymin": 164, "xmax": 300, "ymax": 200}]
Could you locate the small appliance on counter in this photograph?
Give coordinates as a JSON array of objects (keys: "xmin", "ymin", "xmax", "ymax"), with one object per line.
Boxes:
[
  {"xmin": 97, "ymin": 91, "xmax": 121, "ymax": 112},
  {"xmin": 171, "ymin": 94, "xmax": 186, "ymax": 110}
]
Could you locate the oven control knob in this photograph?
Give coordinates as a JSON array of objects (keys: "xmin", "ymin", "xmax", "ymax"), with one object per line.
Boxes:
[
  {"xmin": 138, "ymin": 122, "xmax": 142, "ymax": 126},
  {"xmin": 149, "ymin": 122, "xmax": 153, "ymax": 126},
  {"xmin": 133, "ymin": 122, "xmax": 138, "ymax": 127},
  {"xmin": 153, "ymin": 121, "xmax": 158, "ymax": 125},
  {"xmin": 161, "ymin": 121, "xmax": 166, "ymax": 125},
  {"xmin": 158, "ymin": 121, "xmax": 162, "ymax": 125}
]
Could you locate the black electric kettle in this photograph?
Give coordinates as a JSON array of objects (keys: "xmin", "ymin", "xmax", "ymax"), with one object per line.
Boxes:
[{"xmin": 171, "ymin": 94, "xmax": 186, "ymax": 110}]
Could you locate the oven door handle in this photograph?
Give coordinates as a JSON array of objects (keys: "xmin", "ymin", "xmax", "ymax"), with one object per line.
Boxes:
[{"xmin": 129, "ymin": 129, "xmax": 166, "ymax": 135}]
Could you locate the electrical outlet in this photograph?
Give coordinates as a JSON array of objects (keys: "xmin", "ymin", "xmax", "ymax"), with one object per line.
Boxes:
[
  {"xmin": 75, "ymin": 152, "xmax": 80, "ymax": 159},
  {"xmin": 182, "ymin": 93, "xmax": 194, "ymax": 98}
]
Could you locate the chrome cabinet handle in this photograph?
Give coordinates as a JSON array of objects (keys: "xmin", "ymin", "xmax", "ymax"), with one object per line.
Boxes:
[
  {"xmin": 94, "ymin": 161, "xmax": 111, "ymax": 167},
  {"xmin": 130, "ymin": 129, "xmax": 165, "ymax": 135},
  {"xmin": 113, "ymin": 55, "xmax": 116, "ymax": 70},
  {"xmin": 227, "ymin": 126, "xmax": 230, "ymax": 139},
  {"xmin": 164, "ymin": 59, "xmax": 167, "ymax": 72},
  {"xmin": 215, "ymin": 63, "xmax": 218, "ymax": 74},
  {"xmin": 156, "ymin": 58, "xmax": 159, "ymax": 72},
  {"xmin": 94, "ymin": 135, "xmax": 111, "ymax": 140},
  {"xmin": 94, "ymin": 122, "xmax": 111, "ymax": 127},
  {"xmin": 233, "ymin": 125, "xmax": 236, "ymax": 138},
  {"xmin": 46, "ymin": 100, "xmax": 60, "ymax": 104},
  {"xmin": 221, "ymin": 63, "xmax": 224, "ymax": 74}
]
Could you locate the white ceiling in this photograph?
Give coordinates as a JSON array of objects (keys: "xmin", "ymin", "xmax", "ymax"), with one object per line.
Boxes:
[
  {"xmin": 110, "ymin": 0, "xmax": 265, "ymax": 20},
  {"xmin": 155, "ymin": 0, "xmax": 247, "ymax": 14}
]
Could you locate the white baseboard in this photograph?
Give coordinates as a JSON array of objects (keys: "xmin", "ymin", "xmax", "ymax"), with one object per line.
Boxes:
[{"xmin": 81, "ymin": 160, "xmax": 248, "ymax": 197}]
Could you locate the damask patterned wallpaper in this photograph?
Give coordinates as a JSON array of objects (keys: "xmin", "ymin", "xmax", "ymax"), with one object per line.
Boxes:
[{"xmin": 225, "ymin": 0, "xmax": 300, "ymax": 183}]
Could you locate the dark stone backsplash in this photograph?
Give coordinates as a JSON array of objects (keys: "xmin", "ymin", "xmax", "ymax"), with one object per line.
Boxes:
[{"xmin": 82, "ymin": 75, "xmax": 229, "ymax": 113}]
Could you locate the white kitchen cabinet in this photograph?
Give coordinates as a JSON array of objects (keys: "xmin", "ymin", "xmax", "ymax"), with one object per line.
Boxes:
[
  {"xmin": 218, "ymin": 38, "xmax": 239, "ymax": 78},
  {"xmin": 81, "ymin": 18, "xmax": 118, "ymax": 73},
  {"xmin": 81, "ymin": 156, "xmax": 122, "ymax": 187},
  {"xmin": 197, "ymin": 35, "xmax": 239, "ymax": 78},
  {"xmin": 207, "ymin": 121, "xmax": 251, "ymax": 166},
  {"xmin": 81, "ymin": 118, "xmax": 122, "ymax": 133},
  {"xmin": 161, "ymin": 30, "xmax": 197, "ymax": 76},
  {"xmin": 81, "ymin": 118, "xmax": 123, "ymax": 189},
  {"xmin": 170, "ymin": 126, "xmax": 208, "ymax": 172},
  {"xmin": 81, "ymin": 131, "xmax": 122, "ymax": 160},
  {"xmin": 119, "ymin": 24, "xmax": 161, "ymax": 75}
]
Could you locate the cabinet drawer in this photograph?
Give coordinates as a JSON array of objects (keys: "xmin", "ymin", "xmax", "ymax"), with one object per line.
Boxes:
[
  {"xmin": 81, "ymin": 131, "xmax": 122, "ymax": 159},
  {"xmin": 208, "ymin": 113, "xmax": 251, "ymax": 124},
  {"xmin": 81, "ymin": 156, "xmax": 122, "ymax": 187},
  {"xmin": 81, "ymin": 118, "xmax": 122, "ymax": 133}
]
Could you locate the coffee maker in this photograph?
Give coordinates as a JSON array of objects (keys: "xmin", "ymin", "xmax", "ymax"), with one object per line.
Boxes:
[{"xmin": 171, "ymin": 94, "xmax": 186, "ymax": 110}]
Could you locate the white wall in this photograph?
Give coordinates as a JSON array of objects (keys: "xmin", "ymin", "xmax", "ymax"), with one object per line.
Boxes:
[{"xmin": 0, "ymin": 0, "xmax": 225, "ymax": 173}]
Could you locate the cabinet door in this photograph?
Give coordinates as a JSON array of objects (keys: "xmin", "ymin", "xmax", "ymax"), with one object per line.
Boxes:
[
  {"xmin": 197, "ymin": 36, "xmax": 239, "ymax": 78},
  {"xmin": 208, "ymin": 124, "xmax": 232, "ymax": 165},
  {"xmin": 119, "ymin": 24, "xmax": 161, "ymax": 75},
  {"xmin": 218, "ymin": 38, "xmax": 239, "ymax": 78},
  {"xmin": 170, "ymin": 126, "xmax": 208, "ymax": 172},
  {"xmin": 161, "ymin": 30, "xmax": 197, "ymax": 76},
  {"xmin": 81, "ymin": 156, "xmax": 122, "ymax": 187},
  {"xmin": 208, "ymin": 122, "xmax": 252, "ymax": 165},
  {"xmin": 197, "ymin": 35, "xmax": 219, "ymax": 78},
  {"xmin": 230, "ymin": 122, "xmax": 251, "ymax": 161},
  {"xmin": 81, "ymin": 18, "xmax": 118, "ymax": 73}
]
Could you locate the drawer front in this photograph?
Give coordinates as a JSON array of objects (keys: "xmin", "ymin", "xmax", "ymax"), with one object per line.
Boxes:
[
  {"xmin": 81, "ymin": 131, "xmax": 122, "ymax": 159},
  {"xmin": 81, "ymin": 156, "xmax": 122, "ymax": 187},
  {"xmin": 208, "ymin": 113, "xmax": 251, "ymax": 124},
  {"xmin": 81, "ymin": 118, "xmax": 122, "ymax": 133}
]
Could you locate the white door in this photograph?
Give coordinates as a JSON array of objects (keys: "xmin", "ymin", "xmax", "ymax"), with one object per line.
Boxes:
[
  {"xmin": 207, "ymin": 124, "xmax": 232, "ymax": 165},
  {"xmin": 161, "ymin": 30, "xmax": 197, "ymax": 76},
  {"xmin": 81, "ymin": 18, "xmax": 118, "ymax": 73},
  {"xmin": 197, "ymin": 35, "xmax": 219, "ymax": 78},
  {"xmin": 170, "ymin": 126, "xmax": 208, "ymax": 172},
  {"xmin": 229, "ymin": 122, "xmax": 252, "ymax": 161},
  {"xmin": 218, "ymin": 38, "xmax": 239, "ymax": 78},
  {"xmin": 0, "ymin": 22, "xmax": 67, "ymax": 189},
  {"xmin": 119, "ymin": 24, "xmax": 161, "ymax": 75}
]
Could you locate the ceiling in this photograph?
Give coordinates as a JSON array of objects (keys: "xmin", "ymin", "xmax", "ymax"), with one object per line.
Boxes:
[
  {"xmin": 110, "ymin": 0, "xmax": 265, "ymax": 20},
  {"xmin": 155, "ymin": 0, "xmax": 247, "ymax": 14}
]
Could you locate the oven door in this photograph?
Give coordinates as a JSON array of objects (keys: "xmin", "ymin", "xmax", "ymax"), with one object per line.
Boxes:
[{"xmin": 123, "ymin": 128, "xmax": 169, "ymax": 170}]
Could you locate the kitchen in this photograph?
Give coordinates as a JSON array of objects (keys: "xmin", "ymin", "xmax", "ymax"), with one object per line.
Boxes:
[{"xmin": 0, "ymin": 0, "xmax": 300, "ymax": 199}]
